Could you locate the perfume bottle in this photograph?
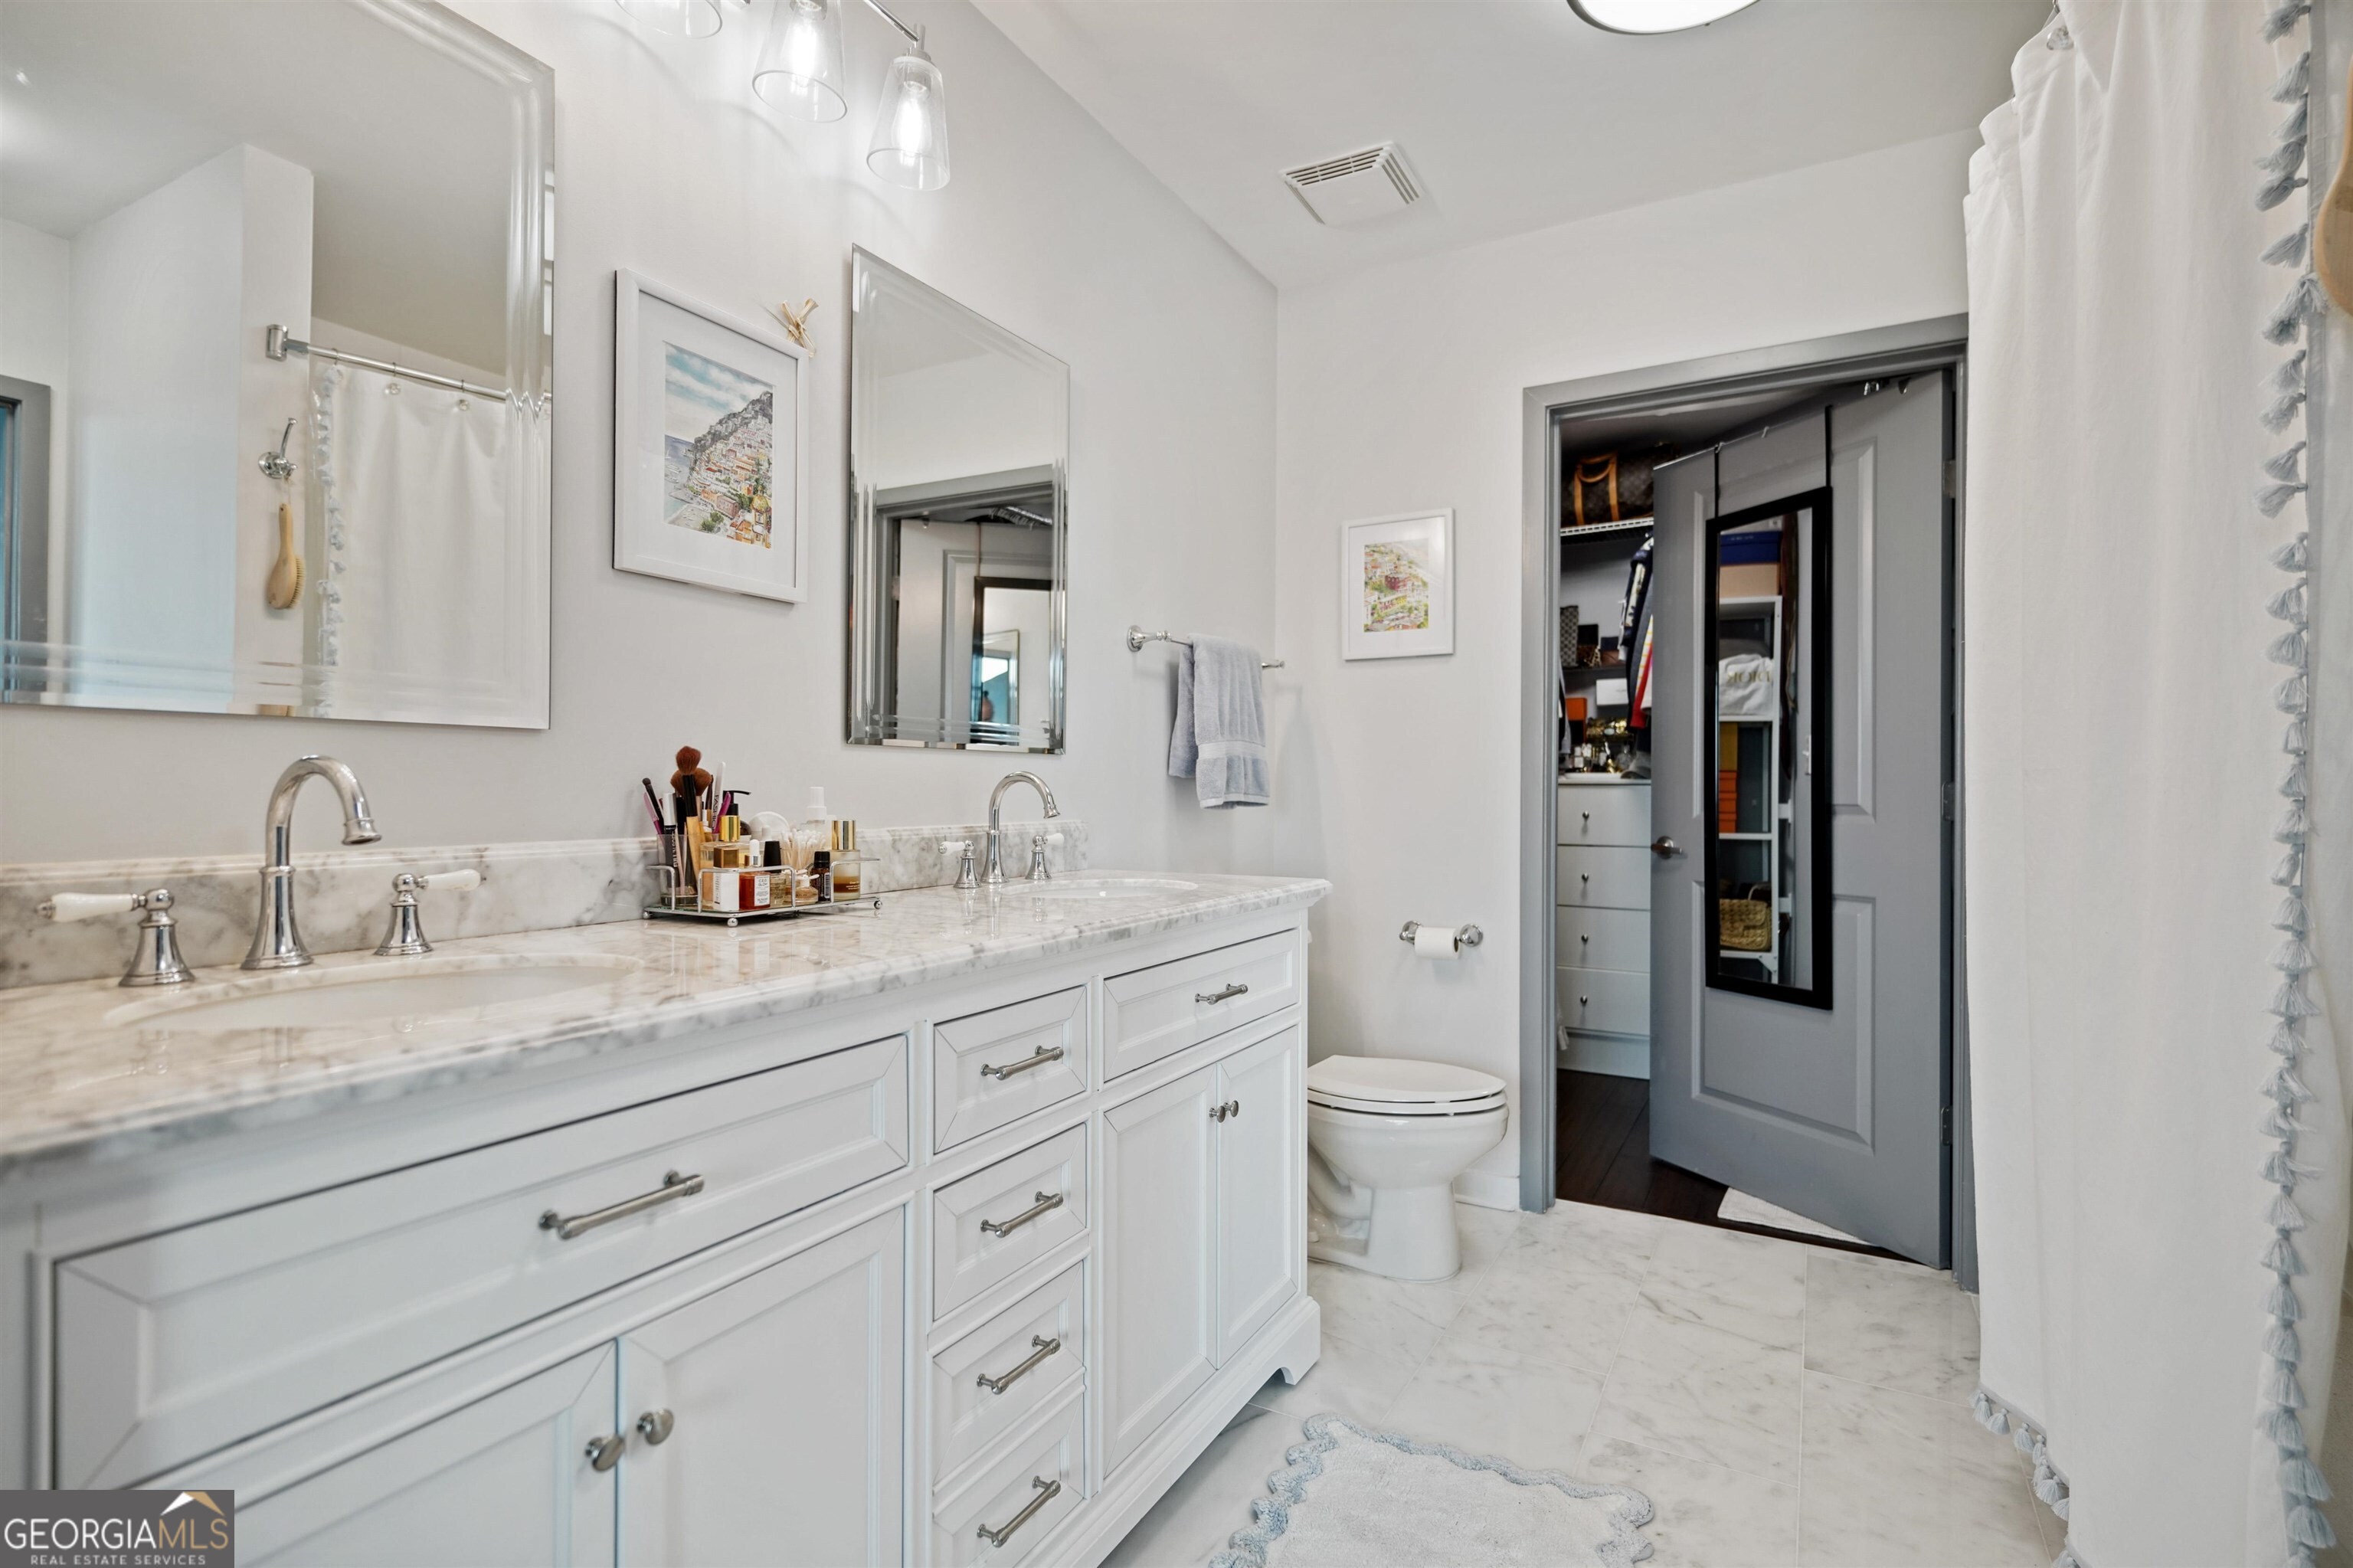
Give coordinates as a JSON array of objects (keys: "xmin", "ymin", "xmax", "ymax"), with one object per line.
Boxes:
[{"xmin": 830, "ymin": 819, "xmax": 867, "ymax": 899}]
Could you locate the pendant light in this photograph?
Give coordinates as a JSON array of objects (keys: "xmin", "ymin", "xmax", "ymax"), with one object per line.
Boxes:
[
  {"xmin": 615, "ymin": 0, "xmax": 727, "ymax": 39},
  {"xmin": 1567, "ymin": 0, "xmax": 1759, "ymax": 34},
  {"xmin": 864, "ymin": 21, "xmax": 949, "ymax": 191},
  {"xmin": 752, "ymin": 0, "xmax": 847, "ymax": 121}
]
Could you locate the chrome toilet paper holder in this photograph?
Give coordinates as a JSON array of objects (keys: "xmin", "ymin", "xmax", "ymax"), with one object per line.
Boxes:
[{"xmin": 1400, "ymin": 921, "xmax": 1482, "ymax": 952}]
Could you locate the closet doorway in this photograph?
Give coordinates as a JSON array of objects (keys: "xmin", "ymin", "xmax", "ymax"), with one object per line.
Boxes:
[{"xmin": 1515, "ymin": 319, "xmax": 1971, "ymax": 1274}]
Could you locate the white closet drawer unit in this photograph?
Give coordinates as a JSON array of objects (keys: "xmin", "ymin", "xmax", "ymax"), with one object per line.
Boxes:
[
  {"xmin": 933, "ymin": 1124, "xmax": 1089, "ymax": 1318},
  {"xmin": 933, "ymin": 987, "xmax": 1089, "ymax": 1152},
  {"xmin": 1556, "ymin": 846, "xmax": 1651, "ymax": 910},
  {"xmin": 931, "ymin": 1393, "xmax": 1085, "ymax": 1568},
  {"xmin": 52, "ymin": 1036, "xmax": 910, "ymax": 1490},
  {"xmin": 1557, "ymin": 966, "xmax": 1651, "ymax": 1038},
  {"xmin": 1557, "ymin": 783, "xmax": 1652, "ymax": 848},
  {"xmin": 1103, "ymin": 931, "xmax": 1300, "ymax": 1079},
  {"xmin": 1556, "ymin": 906, "xmax": 1651, "ymax": 975},
  {"xmin": 929, "ymin": 1262, "xmax": 1086, "ymax": 1491}
]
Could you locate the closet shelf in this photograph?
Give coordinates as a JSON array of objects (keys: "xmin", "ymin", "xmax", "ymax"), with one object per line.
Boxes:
[{"xmin": 1560, "ymin": 516, "xmax": 1654, "ymax": 540}]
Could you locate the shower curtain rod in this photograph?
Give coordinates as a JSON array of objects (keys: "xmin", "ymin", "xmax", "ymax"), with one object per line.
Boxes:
[{"xmin": 265, "ymin": 325, "xmax": 511, "ymax": 402}]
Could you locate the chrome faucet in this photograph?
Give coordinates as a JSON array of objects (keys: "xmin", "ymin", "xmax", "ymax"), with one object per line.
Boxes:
[
  {"xmin": 984, "ymin": 771, "xmax": 1059, "ymax": 886},
  {"xmin": 244, "ymin": 755, "xmax": 381, "ymax": 969}
]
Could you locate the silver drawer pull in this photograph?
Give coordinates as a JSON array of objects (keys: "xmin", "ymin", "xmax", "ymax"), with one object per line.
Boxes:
[
  {"xmin": 977, "ymin": 1477, "xmax": 1061, "ymax": 1547},
  {"xmin": 980, "ymin": 1190, "xmax": 1063, "ymax": 1238},
  {"xmin": 1196, "ymin": 982, "xmax": 1248, "ymax": 1005},
  {"xmin": 541, "ymin": 1170, "xmax": 704, "ymax": 1241},
  {"xmin": 636, "ymin": 1408, "xmax": 676, "ymax": 1445},
  {"xmin": 586, "ymin": 1432, "xmax": 626, "ymax": 1472},
  {"xmin": 977, "ymin": 1334, "xmax": 1062, "ymax": 1395},
  {"xmin": 980, "ymin": 1044, "xmax": 1065, "ymax": 1081}
]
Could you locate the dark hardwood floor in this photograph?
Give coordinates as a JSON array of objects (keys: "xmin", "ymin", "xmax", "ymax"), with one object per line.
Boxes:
[{"xmin": 1556, "ymin": 1068, "xmax": 1903, "ymax": 1260}]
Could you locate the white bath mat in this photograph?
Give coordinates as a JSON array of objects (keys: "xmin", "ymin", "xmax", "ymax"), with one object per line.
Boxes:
[
  {"xmin": 1208, "ymin": 1413, "xmax": 1653, "ymax": 1568},
  {"xmin": 1717, "ymin": 1187, "xmax": 1865, "ymax": 1246}
]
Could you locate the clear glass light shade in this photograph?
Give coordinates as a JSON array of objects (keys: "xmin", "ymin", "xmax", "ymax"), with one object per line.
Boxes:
[
  {"xmin": 1566, "ymin": 0, "xmax": 1759, "ymax": 34},
  {"xmin": 752, "ymin": 0, "xmax": 846, "ymax": 122},
  {"xmin": 866, "ymin": 42, "xmax": 949, "ymax": 191},
  {"xmin": 617, "ymin": 0, "xmax": 727, "ymax": 38}
]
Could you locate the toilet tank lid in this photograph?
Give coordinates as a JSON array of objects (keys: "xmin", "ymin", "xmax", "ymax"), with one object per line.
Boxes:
[{"xmin": 1306, "ymin": 1054, "xmax": 1507, "ymax": 1105}]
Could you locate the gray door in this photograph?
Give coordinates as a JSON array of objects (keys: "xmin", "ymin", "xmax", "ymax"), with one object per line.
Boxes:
[{"xmin": 1648, "ymin": 375, "xmax": 1949, "ymax": 1263}]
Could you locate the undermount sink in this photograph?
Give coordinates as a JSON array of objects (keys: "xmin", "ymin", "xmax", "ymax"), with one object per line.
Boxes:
[
  {"xmin": 1018, "ymin": 878, "xmax": 1199, "ymax": 902},
  {"xmin": 110, "ymin": 957, "xmax": 638, "ymax": 1031}
]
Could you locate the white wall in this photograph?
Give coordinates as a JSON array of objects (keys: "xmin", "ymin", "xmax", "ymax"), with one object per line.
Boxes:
[
  {"xmin": 0, "ymin": 0, "xmax": 1276, "ymax": 868},
  {"xmin": 1265, "ymin": 131, "xmax": 1976, "ymax": 1200}
]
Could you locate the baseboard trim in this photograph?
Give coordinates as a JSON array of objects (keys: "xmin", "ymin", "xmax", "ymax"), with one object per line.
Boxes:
[
  {"xmin": 1558, "ymin": 1032, "xmax": 1649, "ymax": 1079},
  {"xmin": 1452, "ymin": 1169, "xmax": 1520, "ymax": 1211}
]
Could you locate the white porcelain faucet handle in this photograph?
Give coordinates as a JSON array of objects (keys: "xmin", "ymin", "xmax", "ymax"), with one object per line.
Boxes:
[{"xmin": 41, "ymin": 892, "xmax": 140, "ymax": 923}]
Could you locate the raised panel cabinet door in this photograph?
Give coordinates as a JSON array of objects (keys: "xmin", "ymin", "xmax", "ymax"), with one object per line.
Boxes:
[
  {"xmin": 238, "ymin": 1345, "xmax": 617, "ymax": 1567},
  {"xmin": 1215, "ymin": 1027, "xmax": 1301, "ymax": 1361},
  {"xmin": 1098, "ymin": 1064, "xmax": 1219, "ymax": 1478},
  {"xmin": 618, "ymin": 1208, "xmax": 905, "ymax": 1568}
]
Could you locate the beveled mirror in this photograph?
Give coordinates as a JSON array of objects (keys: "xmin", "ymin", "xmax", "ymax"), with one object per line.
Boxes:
[
  {"xmin": 0, "ymin": 0, "xmax": 552, "ymax": 726},
  {"xmin": 847, "ymin": 249, "xmax": 1068, "ymax": 752}
]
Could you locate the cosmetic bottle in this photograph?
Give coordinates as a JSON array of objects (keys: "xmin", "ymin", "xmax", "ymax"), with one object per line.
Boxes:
[{"xmin": 829, "ymin": 819, "xmax": 867, "ymax": 899}]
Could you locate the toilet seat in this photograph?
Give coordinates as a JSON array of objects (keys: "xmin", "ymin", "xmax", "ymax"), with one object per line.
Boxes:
[{"xmin": 1306, "ymin": 1055, "xmax": 1507, "ymax": 1118}]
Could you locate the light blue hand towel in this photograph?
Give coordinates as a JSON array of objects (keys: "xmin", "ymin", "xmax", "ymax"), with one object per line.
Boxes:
[{"xmin": 1169, "ymin": 637, "xmax": 1269, "ymax": 808}]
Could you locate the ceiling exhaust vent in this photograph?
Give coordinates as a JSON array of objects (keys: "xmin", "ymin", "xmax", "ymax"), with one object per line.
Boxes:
[{"xmin": 1281, "ymin": 142, "xmax": 1422, "ymax": 227}]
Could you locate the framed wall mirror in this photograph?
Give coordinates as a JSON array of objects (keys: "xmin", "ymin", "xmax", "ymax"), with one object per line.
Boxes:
[
  {"xmin": 0, "ymin": 0, "xmax": 553, "ymax": 726},
  {"xmin": 847, "ymin": 249, "xmax": 1068, "ymax": 752},
  {"xmin": 1703, "ymin": 486, "xmax": 1832, "ymax": 1007}
]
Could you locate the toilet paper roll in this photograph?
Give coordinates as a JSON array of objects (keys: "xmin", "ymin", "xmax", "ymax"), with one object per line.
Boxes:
[{"xmin": 1413, "ymin": 924, "xmax": 1461, "ymax": 958}]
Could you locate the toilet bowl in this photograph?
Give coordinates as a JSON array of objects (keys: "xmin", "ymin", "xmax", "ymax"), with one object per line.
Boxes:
[{"xmin": 1305, "ymin": 1055, "xmax": 1508, "ymax": 1282}]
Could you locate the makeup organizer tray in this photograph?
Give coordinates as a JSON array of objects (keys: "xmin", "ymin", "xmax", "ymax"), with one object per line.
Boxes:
[{"xmin": 640, "ymin": 866, "xmax": 882, "ymax": 928}]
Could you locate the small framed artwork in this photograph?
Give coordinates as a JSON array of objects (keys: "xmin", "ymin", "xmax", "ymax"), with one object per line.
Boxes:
[
  {"xmin": 614, "ymin": 270, "xmax": 809, "ymax": 602},
  {"xmin": 1340, "ymin": 509, "xmax": 1455, "ymax": 660}
]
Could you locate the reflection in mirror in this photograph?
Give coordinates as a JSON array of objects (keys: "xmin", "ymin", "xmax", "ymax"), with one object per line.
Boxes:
[
  {"xmin": 849, "ymin": 250, "xmax": 1067, "ymax": 751},
  {"xmin": 0, "ymin": 0, "xmax": 552, "ymax": 726},
  {"xmin": 1704, "ymin": 486, "xmax": 1831, "ymax": 1008}
]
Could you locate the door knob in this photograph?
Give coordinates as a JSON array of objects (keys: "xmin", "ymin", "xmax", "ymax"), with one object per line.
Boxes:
[
  {"xmin": 1651, "ymin": 836, "xmax": 1680, "ymax": 859},
  {"xmin": 636, "ymin": 1409, "xmax": 676, "ymax": 1445}
]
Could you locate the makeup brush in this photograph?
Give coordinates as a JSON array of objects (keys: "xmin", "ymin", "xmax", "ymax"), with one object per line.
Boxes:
[{"xmin": 640, "ymin": 777, "xmax": 666, "ymax": 831}]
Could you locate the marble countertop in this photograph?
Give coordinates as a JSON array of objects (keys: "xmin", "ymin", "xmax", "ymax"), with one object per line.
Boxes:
[{"xmin": 0, "ymin": 872, "xmax": 1328, "ymax": 1177}]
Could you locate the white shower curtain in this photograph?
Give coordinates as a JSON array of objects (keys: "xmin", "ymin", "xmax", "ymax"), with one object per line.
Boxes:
[
  {"xmin": 1964, "ymin": 3, "xmax": 2347, "ymax": 1564},
  {"xmin": 313, "ymin": 362, "xmax": 513, "ymax": 714}
]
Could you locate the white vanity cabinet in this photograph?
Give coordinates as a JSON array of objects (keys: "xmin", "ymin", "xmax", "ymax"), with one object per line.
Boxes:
[{"xmin": 1, "ymin": 889, "xmax": 1324, "ymax": 1568}]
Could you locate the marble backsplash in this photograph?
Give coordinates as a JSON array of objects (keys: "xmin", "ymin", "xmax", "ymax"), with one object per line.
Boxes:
[{"xmin": 0, "ymin": 820, "xmax": 1088, "ymax": 990}]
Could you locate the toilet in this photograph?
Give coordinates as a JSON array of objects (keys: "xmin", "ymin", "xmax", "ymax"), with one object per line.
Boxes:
[{"xmin": 1305, "ymin": 1054, "xmax": 1510, "ymax": 1282}]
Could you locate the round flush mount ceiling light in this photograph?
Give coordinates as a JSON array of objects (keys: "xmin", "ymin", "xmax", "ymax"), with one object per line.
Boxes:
[{"xmin": 1568, "ymin": 0, "xmax": 1760, "ymax": 34}]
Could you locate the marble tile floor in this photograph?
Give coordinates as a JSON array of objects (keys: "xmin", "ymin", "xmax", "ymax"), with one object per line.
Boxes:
[{"xmin": 1106, "ymin": 1200, "xmax": 2056, "ymax": 1568}]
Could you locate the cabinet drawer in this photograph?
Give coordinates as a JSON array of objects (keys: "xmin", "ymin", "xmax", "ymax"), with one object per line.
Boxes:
[
  {"xmin": 930, "ymin": 1262, "xmax": 1086, "ymax": 1491},
  {"xmin": 933, "ymin": 1124, "xmax": 1089, "ymax": 1318},
  {"xmin": 1558, "ymin": 783, "xmax": 1651, "ymax": 846},
  {"xmin": 1559, "ymin": 964, "xmax": 1651, "ymax": 1038},
  {"xmin": 1103, "ymin": 931, "xmax": 1299, "ymax": 1079},
  {"xmin": 931, "ymin": 1393, "xmax": 1084, "ymax": 1568},
  {"xmin": 934, "ymin": 987, "xmax": 1089, "ymax": 1153},
  {"xmin": 54, "ymin": 1035, "xmax": 910, "ymax": 1489},
  {"xmin": 1556, "ymin": 846, "xmax": 1652, "ymax": 910},
  {"xmin": 1556, "ymin": 905, "xmax": 1651, "ymax": 974}
]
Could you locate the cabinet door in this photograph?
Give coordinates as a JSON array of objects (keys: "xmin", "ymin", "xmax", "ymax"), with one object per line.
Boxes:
[
  {"xmin": 1216, "ymin": 1027, "xmax": 1301, "ymax": 1360},
  {"xmin": 618, "ymin": 1208, "xmax": 905, "ymax": 1568},
  {"xmin": 1098, "ymin": 1064, "xmax": 1219, "ymax": 1477},
  {"xmin": 240, "ymin": 1346, "xmax": 617, "ymax": 1567}
]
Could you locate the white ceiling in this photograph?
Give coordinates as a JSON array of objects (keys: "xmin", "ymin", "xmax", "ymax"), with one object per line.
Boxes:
[
  {"xmin": 1, "ymin": 2, "xmax": 518, "ymax": 371},
  {"xmin": 974, "ymin": 0, "xmax": 2045, "ymax": 290}
]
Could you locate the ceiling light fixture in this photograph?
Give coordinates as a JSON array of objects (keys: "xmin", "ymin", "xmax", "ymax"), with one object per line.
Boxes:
[
  {"xmin": 618, "ymin": 0, "xmax": 949, "ymax": 190},
  {"xmin": 1567, "ymin": 0, "xmax": 1760, "ymax": 34}
]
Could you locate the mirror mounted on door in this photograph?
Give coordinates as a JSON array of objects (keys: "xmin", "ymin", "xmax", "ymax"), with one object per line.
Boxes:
[{"xmin": 1703, "ymin": 486, "xmax": 1832, "ymax": 1009}]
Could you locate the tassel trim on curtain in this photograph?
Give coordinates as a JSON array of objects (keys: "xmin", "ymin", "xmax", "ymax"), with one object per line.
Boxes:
[
  {"xmin": 2255, "ymin": 3, "xmax": 2332, "ymax": 1563},
  {"xmin": 1972, "ymin": 1387, "xmax": 2082, "ymax": 1564},
  {"xmin": 311, "ymin": 365, "xmax": 350, "ymax": 715}
]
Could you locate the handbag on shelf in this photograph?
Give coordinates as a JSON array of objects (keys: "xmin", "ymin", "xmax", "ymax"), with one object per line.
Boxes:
[{"xmin": 1563, "ymin": 446, "xmax": 1678, "ymax": 529}]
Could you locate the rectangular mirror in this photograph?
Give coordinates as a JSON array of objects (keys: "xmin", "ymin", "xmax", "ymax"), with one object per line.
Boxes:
[
  {"xmin": 848, "ymin": 249, "xmax": 1067, "ymax": 752},
  {"xmin": 1704, "ymin": 486, "xmax": 1831, "ymax": 1007},
  {"xmin": 0, "ymin": 0, "xmax": 552, "ymax": 726}
]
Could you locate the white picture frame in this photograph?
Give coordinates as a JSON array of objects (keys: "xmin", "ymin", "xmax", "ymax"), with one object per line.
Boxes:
[
  {"xmin": 1340, "ymin": 509, "xmax": 1455, "ymax": 660},
  {"xmin": 613, "ymin": 270, "xmax": 809, "ymax": 602}
]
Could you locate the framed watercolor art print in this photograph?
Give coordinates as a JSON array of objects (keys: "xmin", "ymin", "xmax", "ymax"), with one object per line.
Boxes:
[
  {"xmin": 1340, "ymin": 509, "xmax": 1455, "ymax": 660},
  {"xmin": 614, "ymin": 270, "xmax": 809, "ymax": 602}
]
